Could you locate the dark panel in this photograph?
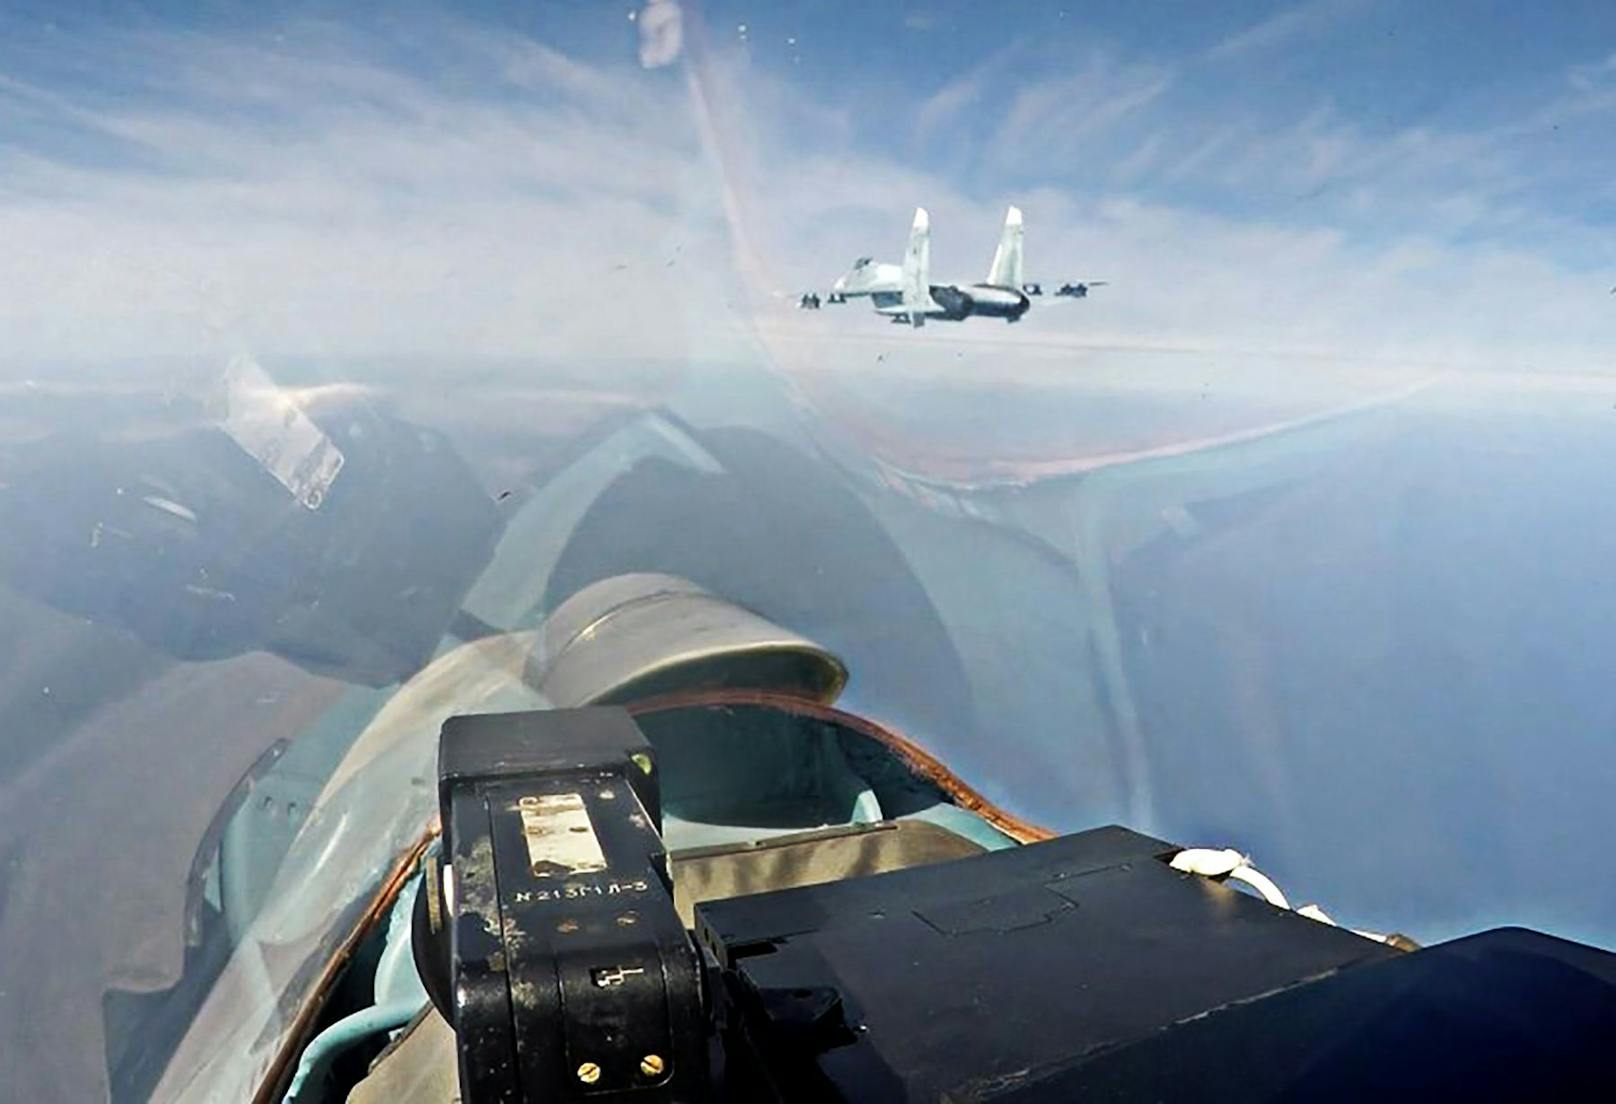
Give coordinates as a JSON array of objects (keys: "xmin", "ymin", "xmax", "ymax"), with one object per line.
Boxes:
[{"xmin": 699, "ymin": 827, "xmax": 1396, "ymax": 1102}]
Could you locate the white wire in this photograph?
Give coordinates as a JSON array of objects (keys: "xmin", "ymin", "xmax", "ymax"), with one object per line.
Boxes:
[
  {"xmin": 1227, "ymin": 864, "xmax": 1290, "ymax": 910},
  {"xmin": 1168, "ymin": 847, "xmax": 1246, "ymax": 878},
  {"xmin": 1170, "ymin": 846, "xmax": 1391, "ymax": 943}
]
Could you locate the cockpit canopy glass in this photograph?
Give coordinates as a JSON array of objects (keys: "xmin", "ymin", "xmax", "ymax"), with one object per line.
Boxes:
[{"xmin": 2, "ymin": 2, "xmax": 1615, "ymax": 1100}]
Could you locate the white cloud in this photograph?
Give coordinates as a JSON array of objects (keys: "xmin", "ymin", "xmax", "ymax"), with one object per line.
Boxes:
[
  {"xmin": 0, "ymin": 14, "xmax": 1612, "ymax": 387},
  {"xmin": 1567, "ymin": 50, "xmax": 1616, "ymax": 96},
  {"xmin": 984, "ymin": 55, "xmax": 1174, "ymax": 180},
  {"xmin": 1113, "ymin": 133, "xmax": 1164, "ymax": 183},
  {"xmin": 0, "ymin": 21, "xmax": 751, "ymax": 371},
  {"xmin": 1205, "ymin": 0, "xmax": 1370, "ymax": 62},
  {"xmin": 915, "ymin": 69, "xmax": 988, "ymax": 144},
  {"xmin": 913, "ymin": 43, "xmax": 1025, "ymax": 146}
]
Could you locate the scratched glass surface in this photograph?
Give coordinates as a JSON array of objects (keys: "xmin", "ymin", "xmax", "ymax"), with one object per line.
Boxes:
[{"xmin": 2, "ymin": 2, "xmax": 1615, "ymax": 1099}]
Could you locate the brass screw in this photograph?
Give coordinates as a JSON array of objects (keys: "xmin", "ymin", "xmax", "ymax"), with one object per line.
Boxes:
[
  {"xmin": 640, "ymin": 1054, "xmax": 666, "ymax": 1078},
  {"xmin": 577, "ymin": 1062, "xmax": 601, "ymax": 1085}
]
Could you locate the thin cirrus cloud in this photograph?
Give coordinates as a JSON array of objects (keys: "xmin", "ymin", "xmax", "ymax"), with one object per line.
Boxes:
[
  {"xmin": 1203, "ymin": 0, "xmax": 1372, "ymax": 62},
  {"xmin": 0, "ymin": 20, "xmax": 743, "ymax": 369},
  {"xmin": 0, "ymin": 7, "xmax": 1612, "ymax": 380}
]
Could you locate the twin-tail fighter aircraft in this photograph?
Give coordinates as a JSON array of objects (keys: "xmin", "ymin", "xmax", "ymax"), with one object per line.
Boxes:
[{"xmin": 810, "ymin": 206, "xmax": 1106, "ymax": 326}]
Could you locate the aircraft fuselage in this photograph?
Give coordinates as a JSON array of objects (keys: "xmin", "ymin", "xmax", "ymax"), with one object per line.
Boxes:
[{"xmin": 927, "ymin": 283, "xmax": 1030, "ymax": 322}]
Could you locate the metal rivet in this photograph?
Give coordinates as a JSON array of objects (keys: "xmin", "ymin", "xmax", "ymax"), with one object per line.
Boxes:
[
  {"xmin": 599, "ymin": 788, "xmax": 616, "ymax": 800},
  {"xmin": 577, "ymin": 1062, "xmax": 601, "ymax": 1084},
  {"xmin": 557, "ymin": 919, "xmax": 580, "ymax": 934},
  {"xmin": 616, "ymin": 911, "xmax": 638, "ymax": 927},
  {"xmin": 640, "ymin": 1054, "xmax": 665, "ymax": 1078}
]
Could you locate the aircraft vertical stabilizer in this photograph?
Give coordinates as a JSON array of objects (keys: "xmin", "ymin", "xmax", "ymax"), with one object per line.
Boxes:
[
  {"xmin": 986, "ymin": 205, "xmax": 1024, "ymax": 289},
  {"xmin": 901, "ymin": 206, "xmax": 936, "ymax": 327}
]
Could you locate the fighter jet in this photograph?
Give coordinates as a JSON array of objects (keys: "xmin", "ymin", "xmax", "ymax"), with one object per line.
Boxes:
[{"xmin": 822, "ymin": 206, "xmax": 1104, "ymax": 326}]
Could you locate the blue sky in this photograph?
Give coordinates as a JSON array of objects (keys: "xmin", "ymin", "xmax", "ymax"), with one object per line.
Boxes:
[{"xmin": 1, "ymin": 0, "xmax": 1613, "ymax": 371}]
